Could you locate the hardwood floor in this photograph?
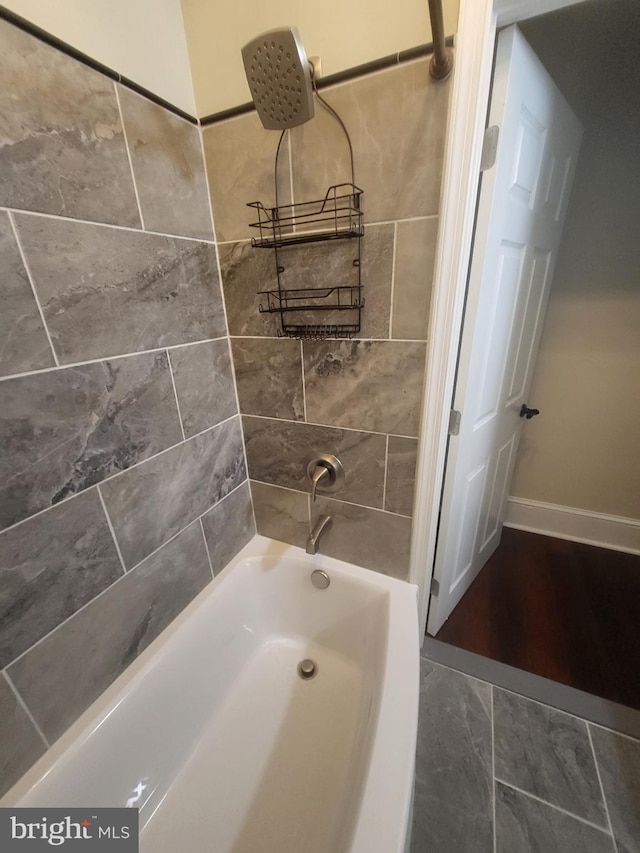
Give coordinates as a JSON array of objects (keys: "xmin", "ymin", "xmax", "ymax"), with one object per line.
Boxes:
[{"xmin": 435, "ymin": 527, "xmax": 640, "ymax": 709}]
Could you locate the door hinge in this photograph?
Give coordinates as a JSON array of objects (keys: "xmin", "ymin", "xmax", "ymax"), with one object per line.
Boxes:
[
  {"xmin": 480, "ymin": 125, "xmax": 499, "ymax": 171},
  {"xmin": 430, "ymin": 578, "xmax": 440, "ymax": 597},
  {"xmin": 448, "ymin": 409, "xmax": 461, "ymax": 436}
]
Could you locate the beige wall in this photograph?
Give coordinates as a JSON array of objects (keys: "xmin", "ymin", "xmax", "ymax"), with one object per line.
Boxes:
[
  {"xmin": 511, "ymin": 3, "xmax": 640, "ymax": 519},
  {"xmin": 181, "ymin": 0, "xmax": 459, "ymax": 116},
  {"xmin": 2, "ymin": 0, "xmax": 196, "ymax": 114}
]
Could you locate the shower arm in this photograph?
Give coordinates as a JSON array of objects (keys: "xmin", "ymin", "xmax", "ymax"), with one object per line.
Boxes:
[{"xmin": 428, "ymin": 0, "xmax": 454, "ymax": 80}]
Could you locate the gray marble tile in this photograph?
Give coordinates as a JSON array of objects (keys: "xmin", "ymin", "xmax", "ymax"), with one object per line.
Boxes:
[
  {"xmin": 313, "ymin": 497, "xmax": 411, "ymax": 578},
  {"xmin": 360, "ymin": 223, "xmax": 394, "ymax": 339},
  {"xmin": 201, "ymin": 482, "xmax": 255, "ymax": 576},
  {"xmin": 290, "ymin": 59, "xmax": 449, "ymax": 224},
  {"xmin": 218, "ymin": 226, "xmax": 392, "ymax": 341},
  {"xmin": 0, "ymin": 490, "xmax": 123, "ymax": 669},
  {"xmin": 392, "ymin": 217, "xmax": 438, "ymax": 340},
  {"xmin": 410, "ymin": 660, "xmax": 493, "ymax": 853},
  {"xmin": 251, "ymin": 481, "xmax": 309, "ymax": 549},
  {"xmin": 101, "ymin": 417, "xmax": 246, "ymax": 568},
  {"xmin": 0, "ymin": 674, "xmax": 46, "ymax": 798},
  {"xmin": 118, "ymin": 86, "xmax": 213, "ymax": 241},
  {"xmin": 0, "ymin": 20, "xmax": 139, "ymax": 226},
  {"xmin": 385, "ymin": 436, "xmax": 418, "ymax": 516},
  {"xmin": 274, "ymin": 223, "xmax": 393, "ymax": 339},
  {"xmin": 0, "ymin": 352, "xmax": 182, "ymax": 531},
  {"xmin": 218, "ymin": 240, "xmax": 280, "ymax": 337},
  {"xmin": 495, "ymin": 782, "xmax": 615, "ymax": 853},
  {"xmin": 494, "ymin": 689, "xmax": 607, "ymax": 826},
  {"xmin": 303, "ymin": 340, "xmax": 427, "ymax": 436},
  {"xmin": 242, "ymin": 415, "xmax": 385, "ymax": 509},
  {"xmin": 202, "ymin": 111, "xmax": 290, "ymax": 243},
  {"xmin": 590, "ymin": 726, "xmax": 640, "ymax": 853},
  {"xmin": 0, "ymin": 211, "xmax": 54, "ymax": 377},
  {"xmin": 8, "ymin": 522, "xmax": 212, "ymax": 743},
  {"xmin": 169, "ymin": 339, "xmax": 237, "ymax": 438},
  {"xmin": 231, "ymin": 337, "xmax": 304, "ymax": 420},
  {"xmin": 15, "ymin": 214, "xmax": 226, "ymax": 363}
]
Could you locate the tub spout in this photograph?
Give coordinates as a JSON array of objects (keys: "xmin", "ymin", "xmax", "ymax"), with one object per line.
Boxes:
[{"xmin": 306, "ymin": 514, "xmax": 332, "ymax": 555}]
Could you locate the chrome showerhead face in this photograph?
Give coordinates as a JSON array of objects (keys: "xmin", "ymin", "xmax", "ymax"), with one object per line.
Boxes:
[{"xmin": 241, "ymin": 27, "xmax": 315, "ymax": 130}]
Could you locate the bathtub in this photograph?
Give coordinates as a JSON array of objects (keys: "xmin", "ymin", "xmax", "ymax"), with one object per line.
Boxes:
[{"xmin": 2, "ymin": 535, "xmax": 419, "ymax": 853}]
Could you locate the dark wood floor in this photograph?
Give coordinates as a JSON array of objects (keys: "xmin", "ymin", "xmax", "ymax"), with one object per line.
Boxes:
[{"xmin": 435, "ymin": 527, "xmax": 640, "ymax": 709}]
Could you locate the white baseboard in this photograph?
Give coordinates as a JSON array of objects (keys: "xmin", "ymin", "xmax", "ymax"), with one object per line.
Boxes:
[{"xmin": 504, "ymin": 498, "xmax": 640, "ymax": 555}]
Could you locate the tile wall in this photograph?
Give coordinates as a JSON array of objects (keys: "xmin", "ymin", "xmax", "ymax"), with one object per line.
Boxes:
[
  {"xmin": 0, "ymin": 19, "xmax": 254, "ymax": 795},
  {"xmin": 203, "ymin": 59, "xmax": 449, "ymax": 579}
]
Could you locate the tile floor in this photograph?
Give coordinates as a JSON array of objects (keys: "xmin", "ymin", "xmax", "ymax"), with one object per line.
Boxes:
[{"xmin": 411, "ymin": 660, "xmax": 640, "ymax": 853}]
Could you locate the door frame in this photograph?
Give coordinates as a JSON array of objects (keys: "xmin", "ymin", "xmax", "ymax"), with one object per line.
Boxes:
[{"xmin": 409, "ymin": 0, "xmax": 588, "ymax": 638}]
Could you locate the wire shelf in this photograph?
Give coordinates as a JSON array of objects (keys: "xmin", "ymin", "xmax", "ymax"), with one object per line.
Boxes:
[
  {"xmin": 248, "ymin": 183, "xmax": 363, "ymax": 248},
  {"xmin": 258, "ymin": 285, "xmax": 364, "ymax": 314},
  {"xmin": 275, "ymin": 323, "xmax": 361, "ymax": 340}
]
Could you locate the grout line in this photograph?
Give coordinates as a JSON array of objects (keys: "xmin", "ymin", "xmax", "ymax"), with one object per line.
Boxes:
[
  {"xmin": 197, "ymin": 124, "xmax": 217, "ymax": 243},
  {"xmin": 0, "ymin": 335, "xmax": 229, "ymax": 384},
  {"xmin": 586, "ymin": 722, "xmax": 640, "ymax": 745},
  {"xmin": 113, "ymin": 82, "xmax": 146, "ymax": 230},
  {"xmin": 195, "ymin": 122, "xmax": 254, "ymax": 535},
  {"xmin": 96, "ymin": 486, "xmax": 128, "ymax": 575},
  {"xmin": 166, "ymin": 349, "xmax": 187, "ymax": 442},
  {"xmin": 241, "ymin": 411, "xmax": 420, "ymax": 441},
  {"xmin": 212, "ymin": 215, "xmax": 439, "ymax": 247},
  {"xmin": 228, "ymin": 335, "xmax": 428, "ymax": 344},
  {"xmin": 199, "ymin": 517, "xmax": 216, "ymax": 580},
  {"xmin": 249, "ymin": 477, "xmax": 412, "ymax": 519},
  {"xmin": 0, "ymin": 205, "xmax": 217, "ymax": 246},
  {"xmin": 0, "ymin": 415, "xmax": 240, "ymax": 539},
  {"xmin": 300, "ymin": 340, "xmax": 308, "ymax": 422},
  {"xmin": 7, "ymin": 211, "xmax": 59, "ymax": 368},
  {"xmin": 587, "ymin": 724, "xmax": 619, "ymax": 852},
  {"xmin": 494, "ymin": 779, "xmax": 614, "ymax": 836},
  {"xmin": 2, "ymin": 479, "xmax": 250, "ymax": 672},
  {"xmin": 215, "ymin": 236, "xmax": 252, "ymax": 247},
  {"xmin": 3, "ymin": 670, "xmax": 50, "ymax": 750},
  {"xmin": 388, "ymin": 221, "xmax": 398, "ymax": 338},
  {"xmin": 382, "ymin": 434, "xmax": 390, "ymax": 510},
  {"xmin": 491, "ymin": 685, "xmax": 497, "ymax": 853}
]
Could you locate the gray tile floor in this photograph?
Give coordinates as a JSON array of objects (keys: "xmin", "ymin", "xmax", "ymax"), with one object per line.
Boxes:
[{"xmin": 411, "ymin": 660, "xmax": 640, "ymax": 853}]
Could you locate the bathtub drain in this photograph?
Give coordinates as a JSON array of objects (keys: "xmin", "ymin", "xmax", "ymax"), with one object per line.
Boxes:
[{"xmin": 297, "ymin": 659, "xmax": 318, "ymax": 680}]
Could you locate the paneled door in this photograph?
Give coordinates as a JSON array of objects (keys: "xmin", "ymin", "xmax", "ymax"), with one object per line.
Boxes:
[{"xmin": 427, "ymin": 24, "xmax": 583, "ymax": 634}]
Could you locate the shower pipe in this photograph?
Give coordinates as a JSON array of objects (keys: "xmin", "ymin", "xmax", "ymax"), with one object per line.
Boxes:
[{"xmin": 428, "ymin": 0, "xmax": 455, "ymax": 80}]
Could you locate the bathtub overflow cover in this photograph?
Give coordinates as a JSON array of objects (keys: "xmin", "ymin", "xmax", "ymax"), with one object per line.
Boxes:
[
  {"xmin": 311, "ymin": 569, "xmax": 330, "ymax": 589},
  {"xmin": 298, "ymin": 659, "xmax": 318, "ymax": 680}
]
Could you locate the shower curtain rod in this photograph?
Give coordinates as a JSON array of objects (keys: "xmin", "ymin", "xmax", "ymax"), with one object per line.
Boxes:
[{"xmin": 428, "ymin": 0, "xmax": 454, "ymax": 79}]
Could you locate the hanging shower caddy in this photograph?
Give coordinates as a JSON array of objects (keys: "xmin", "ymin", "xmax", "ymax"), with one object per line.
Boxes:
[
  {"xmin": 244, "ymin": 40, "xmax": 364, "ymax": 340},
  {"xmin": 247, "ymin": 181, "xmax": 364, "ymax": 339}
]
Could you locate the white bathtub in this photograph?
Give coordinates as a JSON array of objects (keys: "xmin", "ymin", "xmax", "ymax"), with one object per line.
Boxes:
[{"xmin": 2, "ymin": 535, "xmax": 419, "ymax": 853}]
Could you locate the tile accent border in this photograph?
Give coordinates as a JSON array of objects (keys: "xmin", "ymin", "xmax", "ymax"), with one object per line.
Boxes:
[{"xmin": 0, "ymin": 6, "xmax": 197, "ymax": 123}]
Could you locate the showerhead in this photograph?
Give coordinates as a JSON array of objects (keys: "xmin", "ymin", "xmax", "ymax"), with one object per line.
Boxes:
[{"xmin": 241, "ymin": 27, "xmax": 315, "ymax": 130}]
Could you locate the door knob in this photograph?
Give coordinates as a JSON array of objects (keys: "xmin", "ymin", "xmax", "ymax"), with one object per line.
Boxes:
[{"xmin": 520, "ymin": 404, "xmax": 540, "ymax": 420}]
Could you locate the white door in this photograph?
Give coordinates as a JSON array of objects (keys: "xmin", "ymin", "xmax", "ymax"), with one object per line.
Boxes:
[{"xmin": 427, "ymin": 24, "xmax": 583, "ymax": 635}]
